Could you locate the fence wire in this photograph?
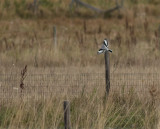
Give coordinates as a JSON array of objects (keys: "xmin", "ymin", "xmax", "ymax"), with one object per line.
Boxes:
[{"xmin": 0, "ymin": 73, "xmax": 159, "ymax": 102}]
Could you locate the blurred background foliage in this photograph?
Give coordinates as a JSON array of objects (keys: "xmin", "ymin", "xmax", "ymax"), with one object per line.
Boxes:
[{"xmin": 0, "ymin": 0, "xmax": 160, "ymax": 18}]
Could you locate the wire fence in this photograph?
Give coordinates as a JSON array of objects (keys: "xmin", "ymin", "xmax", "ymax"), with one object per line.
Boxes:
[{"xmin": 0, "ymin": 73, "xmax": 159, "ymax": 102}]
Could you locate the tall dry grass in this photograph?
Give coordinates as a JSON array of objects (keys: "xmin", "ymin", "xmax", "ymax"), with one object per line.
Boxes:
[
  {"xmin": 0, "ymin": 66, "xmax": 159, "ymax": 128},
  {"xmin": 0, "ymin": 86, "xmax": 159, "ymax": 129},
  {"xmin": 0, "ymin": 1, "xmax": 160, "ymax": 67},
  {"xmin": 0, "ymin": 14, "xmax": 160, "ymax": 67},
  {"xmin": 158, "ymin": 109, "xmax": 160, "ymax": 129},
  {"xmin": 0, "ymin": 1, "xmax": 160, "ymax": 128}
]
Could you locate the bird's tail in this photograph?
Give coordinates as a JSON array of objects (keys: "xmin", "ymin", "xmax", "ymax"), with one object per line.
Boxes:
[{"xmin": 108, "ymin": 49, "xmax": 112, "ymax": 53}]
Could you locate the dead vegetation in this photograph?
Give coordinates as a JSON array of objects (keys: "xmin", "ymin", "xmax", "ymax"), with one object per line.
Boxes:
[
  {"xmin": 0, "ymin": 0, "xmax": 160, "ymax": 128},
  {"xmin": 0, "ymin": 13, "xmax": 160, "ymax": 68}
]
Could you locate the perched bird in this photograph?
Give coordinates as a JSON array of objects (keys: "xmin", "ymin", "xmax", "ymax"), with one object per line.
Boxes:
[{"xmin": 97, "ymin": 39, "xmax": 112, "ymax": 54}]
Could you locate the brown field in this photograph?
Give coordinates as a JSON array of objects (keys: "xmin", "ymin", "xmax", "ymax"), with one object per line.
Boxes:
[
  {"xmin": 0, "ymin": 0, "xmax": 160, "ymax": 68},
  {"xmin": 0, "ymin": 0, "xmax": 160, "ymax": 128}
]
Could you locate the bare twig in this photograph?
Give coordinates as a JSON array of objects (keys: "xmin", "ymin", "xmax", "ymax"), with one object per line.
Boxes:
[
  {"xmin": 93, "ymin": 34, "xmax": 98, "ymax": 47},
  {"xmin": 83, "ymin": 20, "xmax": 87, "ymax": 33}
]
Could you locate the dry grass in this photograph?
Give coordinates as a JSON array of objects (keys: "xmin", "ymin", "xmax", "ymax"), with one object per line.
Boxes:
[
  {"xmin": 0, "ymin": 86, "xmax": 159, "ymax": 129},
  {"xmin": 0, "ymin": 0, "xmax": 160, "ymax": 128},
  {"xmin": 0, "ymin": 17, "xmax": 160, "ymax": 68},
  {"xmin": 0, "ymin": 67, "xmax": 159, "ymax": 128},
  {"xmin": 0, "ymin": 1, "xmax": 159, "ymax": 68}
]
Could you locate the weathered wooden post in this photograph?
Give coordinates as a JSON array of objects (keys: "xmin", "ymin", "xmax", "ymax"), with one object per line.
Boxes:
[
  {"xmin": 158, "ymin": 25, "xmax": 160, "ymax": 48},
  {"xmin": 33, "ymin": 0, "xmax": 38, "ymax": 14},
  {"xmin": 53, "ymin": 26, "xmax": 57, "ymax": 49},
  {"xmin": 64, "ymin": 101, "xmax": 70, "ymax": 129},
  {"xmin": 104, "ymin": 51, "xmax": 110, "ymax": 97},
  {"xmin": 97, "ymin": 39, "xmax": 112, "ymax": 98}
]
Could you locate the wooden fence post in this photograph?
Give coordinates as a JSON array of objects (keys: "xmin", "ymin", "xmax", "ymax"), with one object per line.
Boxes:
[
  {"xmin": 53, "ymin": 26, "xmax": 57, "ymax": 49},
  {"xmin": 64, "ymin": 101, "xmax": 70, "ymax": 129},
  {"xmin": 33, "ymin": 0, "xmax": 38, "ymax": 14},
  {"xmin": 157, "ymin": 25, "xmax": 160, "ymax": 50},
  {"xmin": 104, "ymin": 51, "xmax": 110, "ymax": 97}
]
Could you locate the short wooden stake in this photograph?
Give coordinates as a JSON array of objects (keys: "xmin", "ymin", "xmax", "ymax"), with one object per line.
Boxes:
[
  {"xmin": 53, "ymin": 26, "xmax": 57, "ymax": 49},
  {"xmin": 64, "ymin": 101, "xmax": 70, "ymax": 129}
]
